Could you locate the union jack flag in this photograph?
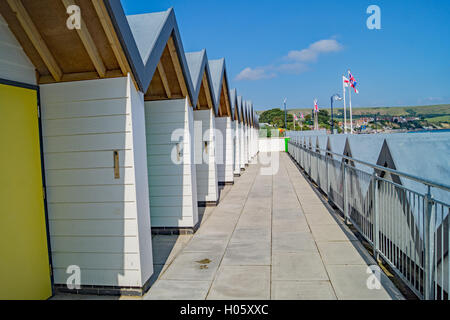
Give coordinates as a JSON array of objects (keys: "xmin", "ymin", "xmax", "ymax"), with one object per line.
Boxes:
[{"xmin": 348, "ymin": 70, "xmax": 359, "ymax": 94}]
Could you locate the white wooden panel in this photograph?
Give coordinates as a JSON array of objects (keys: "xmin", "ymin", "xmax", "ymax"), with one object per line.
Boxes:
[
  {"xmin": 0, "ymin": 14, "xmax": 36, "ymax": 84},
  {"xmin": 151, "ymin": 216, "xmax": 196, "ymax": 228},
  {"xmin": 52, "ymin": 252, "xmax": 140, "ymax": 270},
  {"xmin": 42, "ymin": 98, "xmax": 128, "ymax": 119},
  {"xmin": 45, "ymin": 167, "xmax": 136, "ymax": 186},
  {"xmin": 149, "ymin": 197, "xmax": 195, "ymax": 209},
  {"xmin": 145, "ymin": 99, "xmax": 198, "ymax": 228},
  {"xmin": 46, "ymin": 185, "xmax": 137, "ymax": 203},
  {"xmin": 149, "ymin": 185, "xmax": 193, "ymax": 197},
  {"xmin": 53, "ymin": 268, "xmax": 141, "ymax": 287},
  {"xmin": 42, "ymin": 115, "xmax": 131, "ymax": 137},
  {"xmin": 43, "ymin": 132, "xmax": 133, "ymax": 153},
  {"xmin": 44, "ymin": 150, "xmax": 134, "ymax": 170},
  {"xmin": 40, "ymin": 77, "xmax": 128, "ymax": 104},
  {"xmin": 50, "ymin": 236, "xmax": 140, "ymax": 254},
  {"xmin": 0, "ymin": 40, "xmax": 35, "ymax": 66},
  {"xmin": 148, "ymin": 175, "xmax": 192, "ymax": 187},
  {"xmin": 40, "ymin": 78, "xmax": 151, "ymax": 288},
  {"xmin": 145, "ymin": 111, "xmax": 187, "ymax": 124},
  {"xmin": 47, "ymin": 202, "xmax": 138, "ymax": 220},
  {"xmin": 148, "ymin": 164, "xmax": 191, "ymax": 176},
  {"xmin": 50, "ymin": 219, "xmax": 138, "ymax": 237},
  {"xmin": 150, "ymin": 207, "xmax": 194, "ymax": 218}
]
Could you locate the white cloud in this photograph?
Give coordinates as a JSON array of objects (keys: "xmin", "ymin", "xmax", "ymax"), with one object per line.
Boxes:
[
  {"xmin": 287, "ymin": 39, "xmax": 343, "ymax": 62},
  {"xmin": 235, "ymin": 67, "xmax": 275, "ymax": 81},
  {"xmin": 276, "ymin": 62, "xmax": 308, "ymax": 74},
  {"xmin": 235, "ymin": 38, "xmax": 342, "ymax": 81}
]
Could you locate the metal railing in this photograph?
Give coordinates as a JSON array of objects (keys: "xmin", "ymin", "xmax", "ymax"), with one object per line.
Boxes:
[{"xmin": 287, "ymin": 140, "xmax": 450, "ymax": 300}]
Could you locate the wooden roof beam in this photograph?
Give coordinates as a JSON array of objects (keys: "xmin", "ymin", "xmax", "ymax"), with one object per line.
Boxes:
[
  {"xmin": 7, "ymin": 0, "xmax": 63, "ymax": 81},
  {"xmin": 92, "ymin": 0, "xmax": 128, "ymax": 76},
  {"xmin": 222, "ymin": 79, "xmax": 232, "ymax": 117},
  {"xmin": 167, "ymin": 36, "xmax": 191, "ymax": 105},
  {"xmin": 157, "ymin": 61, "xmax": 171, "ymax": 99},
  {"xmin": 202, "ymin": 72, "xmax": 213, "ymax": 110},
  {"xmin": 61, "ymin": 0, "xmax": 106, "ymax": 78}
]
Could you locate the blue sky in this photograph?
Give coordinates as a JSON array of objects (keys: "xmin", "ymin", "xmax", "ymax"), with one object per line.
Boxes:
[{"xmin": 121, "ymin": 0, "xmax": 450, "ymax": 111}]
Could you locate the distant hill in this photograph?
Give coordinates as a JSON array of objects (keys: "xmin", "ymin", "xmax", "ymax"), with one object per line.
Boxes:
[{"xmin": 257, "ymin": 104, "xmax": 450, "ymax": 119}]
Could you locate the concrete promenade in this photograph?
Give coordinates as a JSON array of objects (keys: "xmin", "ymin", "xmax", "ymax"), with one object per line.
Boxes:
[{"xmin": 144, "ymin": 152, "xmax": 404, "ymax": 300}]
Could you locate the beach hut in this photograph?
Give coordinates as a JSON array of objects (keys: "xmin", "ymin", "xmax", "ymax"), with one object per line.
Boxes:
[
  {"xmin": 210, "ymin": 58, "xmax": 234, "ymax": 186},
  {"xmin": 242, "ymin": 101, "xmax": 250, "ymax": 165},
  {"xmin": 0, "ymin": 0, "xmax": 155, "ymax": 297},
  {"xmin": 238, "ymin": 96, "xmax": 246, "ymax": 170},
  {"xmin": 184, "ymin": 51, "xmax": 220, "ymax": 208},
  {"xmin": 126, "ymin": 9, "xmax": 199, "ymax": 232},
  {"xmin": 230, "ymin": 89, "xmax": 242, "ymax": 177}
]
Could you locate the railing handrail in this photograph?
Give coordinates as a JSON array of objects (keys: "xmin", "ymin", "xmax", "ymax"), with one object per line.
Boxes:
[{"xmin": 289, "ymin": 141, "xmax": 450, "ymax": 194}]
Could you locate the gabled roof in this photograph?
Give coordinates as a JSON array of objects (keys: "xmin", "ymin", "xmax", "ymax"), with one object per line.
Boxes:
[
  {"xmin": 0, "ymin": 0, "xmax": 139, "ymax": 85},
  {"xmin": 208, "ymin": 59, "xmax": 232, "ymax": 117},
  {"xmin": 229, "ymin": 89, "xmax": 239, "ymax": 121},
  {"xmin": 109, "ymin": 4, "xmax": 194, "ymax": 99},
  {"xmin": 185, "ymin": 49, "xmax": 215, "ymax": 110},
  {"xmin": 243, "ymin": 100, "xmax": 249, "ymax": 125},
  {"xmin": 327, "ymin": 134, "xmax": 348, "ymax": 161},
  {"xmin": 246, "ymin": 101, "xmax": 252, "ymax": 127},
  {"xmin": 377, "ymin": 133, "xmax": 450, "ymax": 205},
  {"xmin": 237, "ymin": 96, "xmax": 244, "ymax": 123}
]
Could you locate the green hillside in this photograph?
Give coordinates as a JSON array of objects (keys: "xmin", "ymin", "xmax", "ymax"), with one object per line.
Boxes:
[{"xmin": 257, "ymin": 104, "xmax": 450, "ymax": 119}]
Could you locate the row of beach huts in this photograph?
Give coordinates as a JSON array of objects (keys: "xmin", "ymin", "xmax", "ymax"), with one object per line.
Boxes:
[{"xmin": 0, "ymin": 0, "xmax": 259, "ymax": 299}]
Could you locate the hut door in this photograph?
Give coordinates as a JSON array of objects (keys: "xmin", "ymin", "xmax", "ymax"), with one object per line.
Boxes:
[{"xmin": 0, "ymin": 82, "xmax": 52, "ymax": 300}]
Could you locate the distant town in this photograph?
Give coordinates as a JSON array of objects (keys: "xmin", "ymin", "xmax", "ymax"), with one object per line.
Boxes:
[{"xmin": 258, "ymin": 104, "xmax": 450, "ymax": 134}]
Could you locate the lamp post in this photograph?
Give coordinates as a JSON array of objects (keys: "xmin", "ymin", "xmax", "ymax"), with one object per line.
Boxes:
[{"xmin": 330, "ymin": 94, "xmax": 342, "ymax": 134}]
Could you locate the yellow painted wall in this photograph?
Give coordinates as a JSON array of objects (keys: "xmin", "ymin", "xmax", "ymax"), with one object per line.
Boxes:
[{"xmin": 0, "ymin": 83, "xmax": 52, "ymax": 300}]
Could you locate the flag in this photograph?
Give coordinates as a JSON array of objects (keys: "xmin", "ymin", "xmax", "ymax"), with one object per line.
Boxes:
[
  {"xmin": 343, "ymin": 76, "xmax": 350, "ymax": 87},
  {"xmin": 294, "ymin": 114, "xmax": 298, "ymax": 121},
  {"xmin": 300, "ymin": 112, "xmax": 304, "ymax": 119},
  {"xmin": 348, "ymin": 70, "xmax": 359, "ymax": 94},
  {"xmin": 314, "ymin": 99, "xmax": 319, "ymax": 112}
]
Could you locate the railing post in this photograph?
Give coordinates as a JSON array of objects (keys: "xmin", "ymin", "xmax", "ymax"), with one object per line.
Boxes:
[
  {"xmin": 326, "ymin": 154, "xmax": 330, "ymax": 196},
  {"xmin": 372, "ymin": 172, "xmax": 379, "ymax": 261},
  {"xmin": 424, "ymin": 186, "xmax": 435, "ymax": 300},
  {"xmin": 343, "ymin": 161, "xmax": 349, "ymax": 224},
  {"xmin": 316, "ymin": 150, "xmax": 319, "ymax": 184}
]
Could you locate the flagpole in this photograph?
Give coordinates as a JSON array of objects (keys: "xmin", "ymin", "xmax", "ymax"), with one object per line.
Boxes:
[
  {"xmin": 349, "ymin": 85, "xmax": 353, "ymax": 134},
  {"xmin": 343, "ymin": 75, "xmax": 347, "ymax": 134}
]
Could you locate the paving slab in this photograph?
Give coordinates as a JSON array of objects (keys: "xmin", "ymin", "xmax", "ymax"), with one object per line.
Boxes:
[
  {"xmin": 222, "ymin": 241, "xmax": 271, "ymax": 266},
  {"xmin": 317, "ymin": 241, "xmax": 372, "ymax": 265},
  {"xmin": 271, "ymin": 281, "xmax": 337, "ymax": 300},
  {"xmin": 144, "ymin": 280, "xmax": 211, "ymax": 300},
  {"xmin": 272, "ymin": 252, "xmax": 329, "ymax": 281},
  {"xmin": 183, "ymin": 236, "xmax": 229, "ymax": 253},
  {"xmin": 326, "ymin": 264, "xmax": 405, "ymax": 300},
  {"xmin": 272, "ymin": 232, "xmax": 317, "ymax": 253},
  {"xmin": 207, "ymin": 266, "xmax": 270, "ymax": 300},
  {"xmin": 309, "ymin": 224, "xmax": 358, "ymax": 242},
  {"xmin": 161, "ymin": 251, "xmax": 223, "ymax": 281}
]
